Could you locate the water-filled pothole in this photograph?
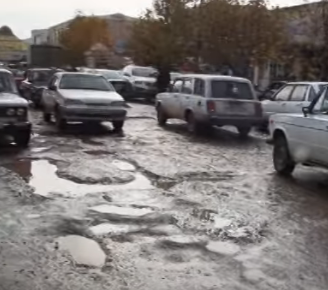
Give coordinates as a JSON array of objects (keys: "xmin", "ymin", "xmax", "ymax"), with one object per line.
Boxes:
[{"xmin": 3, "ymin": 159, "xmax": 153, "ymax": 197}]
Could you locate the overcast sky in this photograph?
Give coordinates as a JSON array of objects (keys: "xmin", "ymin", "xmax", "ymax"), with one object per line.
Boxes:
[{"xmin": 1, "ymin": 0, "xmax": 309, "ymax": 39}]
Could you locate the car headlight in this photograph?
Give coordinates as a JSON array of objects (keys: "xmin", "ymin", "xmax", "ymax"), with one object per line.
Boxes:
[
  {"xmin": 17, "ymin": 108, "xmax": 26, "ymax": 116},
  {"xmin": 6, "ymin": 108, "xmax": 15, "ymax": 116}
]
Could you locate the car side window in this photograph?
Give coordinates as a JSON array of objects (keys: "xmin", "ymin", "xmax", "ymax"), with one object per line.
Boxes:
[
  {"xmin": 181, "ymin": 79, "xmax": 193, "ymax": 94},
  {"xmin": 194, "ymin": 78, "xmax": 205, "ymax": 96},
  {"xmin": 320, "ymin": 89, "xmax": 328, "ymax": 112},
  {"xmin": 290, "ymin": 85, "xmax": 308, "ymax": 101},
  {"xmin": 308, "ymin": 87, "xmax": 317, "ymax": 102},
  {"xmin": 274, "ymin": 85, "xmax": 294, "ymax": 101},
  {"xmin": 172, "ymin": 79, "xmax": 183, "ymax": 93}
]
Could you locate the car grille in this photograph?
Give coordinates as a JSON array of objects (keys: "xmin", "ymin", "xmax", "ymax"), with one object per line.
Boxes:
[{"xmin": 0, "ymin": 107, "xmax": 27, "ymax": 120}]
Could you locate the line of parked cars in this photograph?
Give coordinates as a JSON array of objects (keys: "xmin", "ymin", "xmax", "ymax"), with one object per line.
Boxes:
[{"xmin": 2, "ymin": 66, "xmax": 328, "ymax": 178}]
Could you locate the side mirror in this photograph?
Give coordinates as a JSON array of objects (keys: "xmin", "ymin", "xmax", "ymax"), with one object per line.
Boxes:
[
  {"xmin": 302, "ymin": 106, "xmax": 310, "ymax": 117},
  {"xmin": 123, "ymin": 72, "xmax": 130, "ymax": 77},
  {"xmin": 48, "ymin": 85, "xmax": 57, "ymax": 91}
]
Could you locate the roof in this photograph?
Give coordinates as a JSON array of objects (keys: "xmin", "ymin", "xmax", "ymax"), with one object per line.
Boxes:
[
  {"xmin": 287, "ymin": 81, "xmax": 328, "ymax": 85},
  {"xmin": 181, "ymin": 74, "xmax": 251, "ymax": 82},
  {"xmin": 55, "ymin": 72, "xmax": 102, "ymax": 77}
]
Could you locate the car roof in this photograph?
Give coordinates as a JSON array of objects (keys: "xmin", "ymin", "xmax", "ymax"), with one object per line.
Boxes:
[
  {"xmin": 287, "ymin": 81, "xmax": 328, "ymax": 85},
  {"xmin": 55, "ymin": 72, "xmax": 102, "ymax": 77},
  {"xmin": 178, "ymin": 74, "xmax": 251, "ymax": 82}
]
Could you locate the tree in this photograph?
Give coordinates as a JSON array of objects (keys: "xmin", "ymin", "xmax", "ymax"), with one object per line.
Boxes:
[
  {"xmin": 59, "ymin": 13, "xmax": 112, "ymax": 66},
  {"xmin": 130, "ymin": 0, "xmax": 193, "ymax": 70}
]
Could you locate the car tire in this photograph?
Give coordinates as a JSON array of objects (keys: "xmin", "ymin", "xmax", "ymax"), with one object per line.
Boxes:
[
  {"xmin": 157, "ymin": 106, "xmax": 167, "ymax": 126},
  {"xmin": 43, "ymin": 111, "xmax": 51, "ymax": 123},
  {"xmin": 14, "ymin": 129, "xmax": 31, "ymax": 148},
  {"xmin": 237, "ymin": 126, "xmax": 251, "ymax": 138},
  {"xmin": 273, "ymin": 134, "xmax": 295, "ymax": 176},
  {"xmin": 112, "ymin": 120, "xmax": 124, "ymax": 131},
  {"xmin": 54, "ymin": 108, "xmax": 66, "ymax": 130},
  {"xmin": 186, "ymin": 112, "xmax": 201, "ymax": 134}
]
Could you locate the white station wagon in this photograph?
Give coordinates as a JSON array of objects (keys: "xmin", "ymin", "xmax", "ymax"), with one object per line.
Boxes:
[
  {"xmin": 268, "ymin": 84, "xmax": 328, "ymax": 175},
  {"xmin": 156, "ymin": 75, "xmax": 263, "ymax": 137},
  {"xmin": 41, "ymin": 72, "xmax": 127, "ymax": 131}
]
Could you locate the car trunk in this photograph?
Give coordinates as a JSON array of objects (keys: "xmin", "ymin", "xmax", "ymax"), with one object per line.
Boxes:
[{"xmin": 208, "ymin": 80, "xmax": 262, "ymax": 117}]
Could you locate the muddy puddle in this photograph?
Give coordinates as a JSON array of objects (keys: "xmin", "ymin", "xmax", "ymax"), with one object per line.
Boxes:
[{"xmin": 3, "ymin": 159, "xmax": 153, "ymax": 197}]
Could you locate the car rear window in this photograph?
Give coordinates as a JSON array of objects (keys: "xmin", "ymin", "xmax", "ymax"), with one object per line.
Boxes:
[{"xmin": 211, "ymin": 80, "xmax": 253, "ymax": 100}]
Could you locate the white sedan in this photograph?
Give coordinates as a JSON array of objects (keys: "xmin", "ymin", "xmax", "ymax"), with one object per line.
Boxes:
[{"xmin": 41, "ymin": 72, "xmax": 127, "ymax": 131}]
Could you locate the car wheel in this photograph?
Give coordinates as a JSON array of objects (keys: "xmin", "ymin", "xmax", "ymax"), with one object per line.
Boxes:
[
  {"xmin": 273, "ymin": 134, "xmax": 295, "ymax": 176},
  {"xmin": 14, "ymin": 129, "xmax": 31, "ymax": 148},
  {"xmin": 157, "ymin": 106, "xmax": 168, "ymax": 126},
  {"xmin": 237, "ymin": 126, "xmax": 251, "ymax": 138},
  {"xmin": 186, "ymin": 112, "xmax": 201, "ymax": 134},
  {"xmin": 43, "ymin": 111, "xmax": 51, "ymax": 123},
  {"xmin": 112, "ymin": 120, "xmax": 124, "ymax": 131},
  {"xmin": 54, "ymin": 108, "xmax": 66, "ymax": 130}
]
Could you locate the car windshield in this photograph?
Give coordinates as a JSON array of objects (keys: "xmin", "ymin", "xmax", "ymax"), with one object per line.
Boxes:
[
  {"xmin": 32, "ymin": 70, "xmax": 53, "ymax": 85},
  {"xmin": 0, "ymin": 72, "xmax": 18, "ymax": 94},
  {"xmin": 211, "ymin": 80, "xmax": 253, "ymax": 100},
  {"xmin": 98, "ymin": 70, "xmax": 122, "ymax": 80},
  {"xmin": 59, "ymin": 74, "xmax": 114, "ymax": 91},
  {"xmin": 132, "ymin": 67, "xmax": 157, "ymax": 77}
]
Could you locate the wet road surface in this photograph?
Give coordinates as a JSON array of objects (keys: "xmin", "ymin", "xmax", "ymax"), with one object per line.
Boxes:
[{"xmin": 0, "ymin": 103, "xmax": 328, "ymax": 289}]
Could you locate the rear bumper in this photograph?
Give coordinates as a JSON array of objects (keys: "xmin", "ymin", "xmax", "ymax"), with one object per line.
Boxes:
[
  {"xmin": 208, "ymin": 116, "xmax": 264, "ymax": 127},
  {"xmin": 59, "ymin": 106, "xmax": 127, "ymax": 122},
  {"xmin": 0, "ymin": 121, "xmax": 31, "ymax": 134}
]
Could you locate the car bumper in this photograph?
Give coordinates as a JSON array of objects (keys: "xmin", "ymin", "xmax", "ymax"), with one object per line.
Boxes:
[
  {"xmin": 0, "ymin": 121, "xmax": 31, "ymax": 134},
  {"xmin": 208, "ymin": 116, "xmax": 264, "ymax": 127},
  {"xmin": 59, "ymin": 106, "xmax": 127, "ymax": 122}
]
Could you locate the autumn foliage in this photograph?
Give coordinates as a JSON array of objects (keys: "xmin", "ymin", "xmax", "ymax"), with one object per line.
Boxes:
[
  {"xmin": 60, "ymin": 14, "xmax": 112, "ymax": 66},
  {"xmin": 131, "ymin": 0, "xmax": 285, "ymax": 73}
]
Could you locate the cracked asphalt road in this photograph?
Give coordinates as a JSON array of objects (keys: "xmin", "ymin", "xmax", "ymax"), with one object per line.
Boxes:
[{"xmin": 0, "ymin": 103, "xmax": 328, "ymax": 290}]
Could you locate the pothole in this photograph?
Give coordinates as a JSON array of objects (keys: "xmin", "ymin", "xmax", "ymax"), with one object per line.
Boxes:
[{"xmin": 3, "ymin": 159, "xmax": 154, "ymax": 197}]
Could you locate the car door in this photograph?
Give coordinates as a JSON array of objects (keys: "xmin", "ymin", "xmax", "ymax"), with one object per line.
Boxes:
[
  {"xmin": 167, "ymin": 79, "xmax": 183, "ymax": 118},
  {"xmin": 285, "ymin": 84, "xmax": 309, "ymax": 113},
  {"xmin": 307, "ymin": 87, "xmax": 328, "ymax": 165},
  {"xmin": 177, "ymin": 78, "xmax": 194, "ymax": 119},
  {"xmin": 262, "ymin": 84, "xmax": 295, "ymax": 116},
  {"xmin": 193, "ymin": 78, "xmax": 207, "ymax": 120}
]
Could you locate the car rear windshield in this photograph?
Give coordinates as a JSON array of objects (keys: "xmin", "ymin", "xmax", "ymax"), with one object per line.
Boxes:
[
  {"xmin": 0, "ymin": 72, "xmax": 18, "ymax": 94},
  {"xmin": 211, "ymin": 80, "xmax": 253, "ymax": 100},
  {"xmin": 59, "ymin": 74, "xmax": 114, "ymax": 91}
]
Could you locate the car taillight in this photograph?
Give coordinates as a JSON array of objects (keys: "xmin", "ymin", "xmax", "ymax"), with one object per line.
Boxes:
[
  {"xmin": 207, "ymin": 100, "xmax": 216, "ymax": 112},
  {"xmin": 255, "ymin": 103, "xmax": 262, "ymax": 116}
]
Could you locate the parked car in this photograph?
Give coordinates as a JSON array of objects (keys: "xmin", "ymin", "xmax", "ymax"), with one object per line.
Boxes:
[
  {"xmin": 155, "ymin": 74, "xmax": 263, "ymax": 137},
  {"xmin": 267, "ymin": 84, "xmax": 328, "ymax": 175},
  {"xmin": 257, "ymin": 81, "xmax": 287, "ymax": 101},
  {"xmin": 20, "ymin": 68, "xmax": 63, "ymax": 107},
  {"xmin": 122, "ymin": 65, "xmax": 158, "ymax": 101},
  {"xmin": 89, "ymin": 69, "xmax": 133, "ymax": 100},
  {"xmin": 0, "ymin": 69, "xmax": 31, "ymax": 147},
  {"xmin": 41, "ymin": 72, "xmax": 127, "ymax": 131},
  {"xmin": 261, "ymin": 82, "xmax": 328, "ymax": 128}
]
